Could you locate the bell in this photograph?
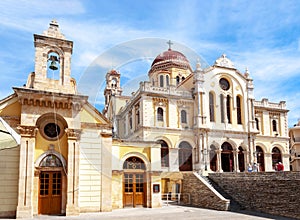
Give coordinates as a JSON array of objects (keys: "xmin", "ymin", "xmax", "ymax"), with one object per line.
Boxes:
[
  {"xmin": 49, "ymin": 61, "xmax": 58, "ymax": 70},
  {"xmin": 48, "ymin": 55, "xmax": 59, "ymax": 70}
]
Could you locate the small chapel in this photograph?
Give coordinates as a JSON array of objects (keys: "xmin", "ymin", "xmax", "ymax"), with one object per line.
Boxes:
[{"xmin": 0, "ymin": 21, "xmax": 290, "ymax": 218}]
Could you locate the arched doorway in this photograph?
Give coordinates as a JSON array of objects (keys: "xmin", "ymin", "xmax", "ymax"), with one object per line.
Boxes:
[
  {"xmin": 210, "ymin": 145, "xmax": 217, "ymax": 172},
  {"xmin": 38, "ymin": 154, "xmax": 66, "ymax": 215},
  {"xmin": 221, "ymin": 142, "xmax": 234, "ymax": 172},
  {"xmin": 178, "ymin": 141, "xmax": 193, "ymax": 171},
  {"xmin": 256, "ymin": 146, "xmax": 265, "ymax": 171},
  {"xmin": 272, "ymin": 147, "xmax": 282, "ymax": 170},
  {"xmin": 238, "ymin": 146, "xmax": 245, "ymax": 172},
  {"xmin": 123, "ymin": 157, "xmax": 146, "ymax": 207}
]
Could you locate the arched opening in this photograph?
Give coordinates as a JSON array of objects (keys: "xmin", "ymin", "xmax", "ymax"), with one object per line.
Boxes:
[
  {"xmin": 157, "ymin": 107, "xmax": 163, "ymax": 121},
  {"xmin": 38, "ymin": 154, "xmax": 66, "ymax": 215},
  {"xmin": 221, "ymin": 142, "xmax": 234, "ymax": 172},
  {"xmin": 181, "ymin": 110, "xmax": 187, "ymax": 124},
  {"xmin": 236, "ymin": 96, "xmax": 242, "ymax": 124},
  {"xmin": 209, "ymin": 92, "xmax": 215, "ymax": 122},
  {"xmin": 256, "ymin": 146, "xmax": 265, "ymax": 171},
  {"xmin": 123, "ymin": 156, "xmax": 146, "ymax": 207},
  {"xmin": 272, "ymin": 147, "xmax": 282, "ymax": 170},
  {"xmin": 209, "ymin": 145, "xmax": 217, "ymax": 172},
  {"xmin": 238, "ymin": 146, "xmax": 245, "ymax": 172},
  {"xmin": 178, "ymin": 141, "xmax": 193, "ymax": 171},
  {"xmin": 47, "ymin": 51, "xmax": 60, "ymax": 80},
  {"xmin": 255, "ymin": 118, "xmax": 260, "ymax": 130},
  {"xmin": 160, "ymin": 140, "xmax": 169, "ymax": 168}
]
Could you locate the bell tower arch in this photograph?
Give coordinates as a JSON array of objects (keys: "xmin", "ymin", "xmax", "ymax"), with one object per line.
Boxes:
[{"xmin": 28, "ymin": 20, "xmax": 76, "ymax": 94}]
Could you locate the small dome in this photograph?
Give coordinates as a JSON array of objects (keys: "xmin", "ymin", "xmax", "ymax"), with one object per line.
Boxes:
[{"xmin": 151, "ymin": 49, "xmax": 190, "ymax": 67}]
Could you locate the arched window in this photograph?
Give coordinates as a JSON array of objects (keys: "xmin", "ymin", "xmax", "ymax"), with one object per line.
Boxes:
[
  {"xmin": 178, "ymin": 141, "xmax": 193, "ymax": 171},
  {"xmin": 272, "ymin": 147, "xmax": 282, "ymax": 169},
  {"xmin": 181, "ymin": 110, "xmax": 187, "ymax": 123},
  {"xmin": 159, "ymin": 75, "xmax": 164, "ymax": 87},
  {"xmin": 182, "ymin": 76, "xmax": 185, "ymax": 81},
  {"xmin": 209, "ymin": 92, "xmax": 215, "ymax": 122},
  {"xmin": 221, "ymin": 142, "xmax": 234, "ymax": 172},
  {"xmin": 272, "ymin": 120, "xmax": 277, "ymax": 132},
  {"xmin": 176, "ymin": 76, "xmax": 180, "ymax": 85},
  {"xmin": 123, "ymin": 157, "xmax": 145, "ymax": 170},
  {"xmin": 255, "ymin": 118, "xmax": 259, "ymax": 130},
  {"xmin": 226, "ymin": 95, "xmax": 231, "ymax": 123},
  {"xmin": 160, "ymin": 140, "xmax": 169, "ymax": 167},
  {"xmin": 136, "ymin": 110, "xmax": 140, "ymax": 125},
  {"xmin": 40, "ymin": 154, "xmax": 62, "ymax": 167},
  {"xmin": 157, "ymin": 107, "xmax": 163, "ymax": 121},
  {"xmin": 236, "ymin": 96, "xmax": 242, "ymax": 124},
  {"xmin": 129, "ymin": 117, "xmax": 132, "ymax": 129},
  {"xmin": 166, "ymin": 75, "xmax": 169, "ymax": 86},
  {"xmin": 220, "ymin": 94, "xmax": 225, "ymax": 123}
]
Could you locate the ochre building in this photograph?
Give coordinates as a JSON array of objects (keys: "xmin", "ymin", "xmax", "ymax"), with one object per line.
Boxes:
[{"xmin": 0, "ymin": 21, "xmax": 290, "ymax": 218}]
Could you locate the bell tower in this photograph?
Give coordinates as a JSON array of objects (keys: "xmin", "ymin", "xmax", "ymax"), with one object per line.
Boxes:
[
  {"xmin": 26, "ymin": 20, "xmax": 76, "ymax": 94},
  {"xmin": 103, "ymin": 70, "xmax": 122, "ymax": 115}
]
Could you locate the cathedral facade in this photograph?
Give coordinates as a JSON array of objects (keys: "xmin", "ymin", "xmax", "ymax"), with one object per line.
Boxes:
[
  {"xmin": 0, "ymin": 21, "xmax": 290, "ymax": 217},
  {"xmin": 104, "ymin": 43, "xmax": 290, "ymax": 208}
]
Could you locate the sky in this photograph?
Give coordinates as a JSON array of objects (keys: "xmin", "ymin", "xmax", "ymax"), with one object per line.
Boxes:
[{"xmin": 0, "ymin": 0, "xmax": 300, "ymax": 127}]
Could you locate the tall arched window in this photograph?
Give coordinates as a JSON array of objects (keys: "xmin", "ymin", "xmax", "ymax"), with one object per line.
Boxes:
[
  {"xmin": 236, "ymin": 96, "xmax": 242, "ymax": 124},
  {"xmin": 176, "ymin": 76, "xmax": 180, "ymax": 85},
  {"xmin": 178, "ymin": 141, "xmax": 193, "ymax": 171},
  {"xmin": 272, "ymin": 120, "xmax": 277, "ymax": 132},
  {"xmin": 226, "ymin": 95, "xmax": 231, "ymax": 123},
  {"xmin": 181, "ymin": 110, "xmax": 187, "ymax": 123},
  {"xmin": 159, "ymin": 75, "xmax": 164, "ymax": 87},
  {"xmin": 157, "ymin": 107, "xmax": 163, "ymax": 121},
  {"xmin": 272, "ymin": 147, "xmax": 282, "ymax": 169},
  {"xmin": 136, "ymin": 110, "xmax": 140, "ymax": 125},
  {"xmin": 255, "ymin": 118, "xmax": 259, "ymax": 130},
  {"xmin": 209, "ymin": 92, "xmax": 215, "ymax": 122},
  {"xmin": 166, "ymin": 75, "xmax": 169, "ymax": 86},
  {"xmin": 220, "ymin": 94, "xmax": 225, "ymax": 123},
  {"xmin": 160, "ymin": 140, "xmax": 169, "ymax": 167}
]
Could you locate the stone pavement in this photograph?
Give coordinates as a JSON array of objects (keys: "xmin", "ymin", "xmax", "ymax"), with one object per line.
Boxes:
[{"xmin": 28, "ymin": 205, "xmax": 295, "ymax": 220}]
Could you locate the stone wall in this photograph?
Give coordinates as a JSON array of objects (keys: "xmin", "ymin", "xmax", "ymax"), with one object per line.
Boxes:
[
  {"xmin": 209, "ymin": 172, "xmax": 300, "ymax": 219},
  {"xmin": 181, "ymin": 172, "xmax": 229, "ymax": 211}
]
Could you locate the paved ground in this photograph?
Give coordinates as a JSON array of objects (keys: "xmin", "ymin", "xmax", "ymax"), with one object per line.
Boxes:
[{"xmin": 27, "ymin": 205, "xmax": 294, "ymax": 220}]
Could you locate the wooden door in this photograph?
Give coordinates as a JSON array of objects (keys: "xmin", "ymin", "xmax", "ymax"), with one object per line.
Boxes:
[
  {"xmin": 39, "ymin": 171, "xmax": 62, "ymax": 215},
  {"xmin": 124, "ymin": 173, "xmax": 145, "ymax": 207}
]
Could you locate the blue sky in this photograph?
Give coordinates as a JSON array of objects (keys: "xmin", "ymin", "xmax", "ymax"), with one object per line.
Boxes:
[{"xmin": 0, "ymin": 0, "xmax": 300, "ymax": 126}]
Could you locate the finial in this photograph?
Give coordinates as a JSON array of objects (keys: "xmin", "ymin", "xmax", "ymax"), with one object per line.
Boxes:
[
  {"xmin": 167, "ymin": 40, "xmax": 173, "ymax": 50},
  {"xmin": 244, "ymin": 67, "xmax": 250, "ymax": 78},
  {"xmin": 222, "ymin": 54, "xmax": 226, "ymax": 58},
  {"xmin": 50, "ymin": 19, "xmax": 59, "ymax": 27}
]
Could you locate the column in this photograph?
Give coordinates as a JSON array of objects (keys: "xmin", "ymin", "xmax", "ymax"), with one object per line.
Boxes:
[
  {"xmin": 65, "ymin": 129, "xmax": 81, "ymax": 216},
  {"xmin": 217, "ymin": 149, "xmax": 222, "ymax": 172},
  {"xmin": 233, "ymin": 150, "xmax": 239, "ymax": 172},
  {"xmin": 16, "ymin": 126, "xmax": 37, "ymax": 218}
]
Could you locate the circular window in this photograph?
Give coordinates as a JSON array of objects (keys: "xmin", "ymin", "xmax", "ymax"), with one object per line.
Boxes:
[
  {"xmin": 44, "ymin": 123, "xmax": 61, "ymax": 138},
  {"xmin": 219, "ymin": 78, "xmax": 230, "ymax": 91}
]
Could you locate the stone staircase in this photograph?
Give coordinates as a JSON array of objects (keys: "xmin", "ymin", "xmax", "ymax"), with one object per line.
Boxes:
[{"xmin": 201, "ymin": 175, "xmax": 244, "ymax": 211}]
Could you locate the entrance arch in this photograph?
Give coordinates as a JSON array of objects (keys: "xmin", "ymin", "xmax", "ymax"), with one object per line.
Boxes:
[
  {"xmin": 178, "ymin": 141, "xmax": 193, "ymax": 171},
  {"xmin": 238, "ymin": 146, "xmax": 245, "ymax": 172},
  {"xmin": 272, "ymin": 147, "xmax": 282, "ymax": 170},
  {"xmin": 221, "ymin": 142, "xmax": 234, "ymax": 172},
  {"xmin": 123, "ymin": 156, "xmax": 146, "ymax": 207},
  {"xmin": 38, "ymin": 154, "xmax": 66, "ymax": 215},
  {"xmin": 256, "ymin": 146, "xmax": 265, "ymax": 171},
  {"xmin": 209, "ymin": 145, "xmax": 217, "ymax": 172}
]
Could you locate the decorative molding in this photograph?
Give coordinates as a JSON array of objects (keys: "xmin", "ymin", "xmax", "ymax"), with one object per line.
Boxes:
[
  {"xmin": 17, "ymin": 125, "xmax": 37, "ymax": 137},
  {"xmin": 65, "ymin": 128, "xmax": 81, "ymax": 140}
]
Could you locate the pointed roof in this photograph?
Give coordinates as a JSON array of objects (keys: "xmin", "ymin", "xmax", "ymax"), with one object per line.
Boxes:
[{"xmin": 0, "ymin": 117, "xmax": 20, "ymax": 150}]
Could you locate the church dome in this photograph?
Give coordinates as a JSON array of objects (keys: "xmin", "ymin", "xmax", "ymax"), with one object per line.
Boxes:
[
  {"xmin": 151, "ymin": 49, "xmax": 189, "ymax": 67},
  {"xmin": 149, "ymin": 48, "xmax": 191, "ymax": 74}
]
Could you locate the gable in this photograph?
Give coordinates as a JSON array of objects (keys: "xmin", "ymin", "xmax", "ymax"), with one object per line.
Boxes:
[
  {"xmin": 81, "ymin": 103, "xmax": 111, "ymax": 126},
  {"xmin": 0, "ymin": 95, "xmax": 21, "ymax": 117}
]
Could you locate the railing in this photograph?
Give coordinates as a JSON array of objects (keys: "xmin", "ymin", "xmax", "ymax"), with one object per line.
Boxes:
[{"xmin": 161, "ymin": 193, "xmax": 190, "ymax": 206}]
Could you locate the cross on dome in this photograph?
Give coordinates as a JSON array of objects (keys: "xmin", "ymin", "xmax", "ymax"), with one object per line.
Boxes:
[{"xmin": 167, "ymin": 40, "xmax": 173, "ymax": 50}]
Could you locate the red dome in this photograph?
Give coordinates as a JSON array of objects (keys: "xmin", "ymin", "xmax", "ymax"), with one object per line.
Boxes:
[{"xmin": 151, "ymin": 49, "xmax": 189, "ymax": 67}]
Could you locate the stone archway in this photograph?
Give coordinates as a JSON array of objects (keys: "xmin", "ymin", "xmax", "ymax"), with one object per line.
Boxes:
[
  {"xmin": 178, "ymin": 141, "xmax": 193, "ymax": 171},
  {"xmin": 221, "ymin": 142, "xmax": 234, "ymax": 172},
  {"xmin": 256, "ymin": 146, "xmax": 265, "ymax": 171},
  {"xmin": 272, "ymin": 147, "xmax": 282, "ymax": 170}
]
